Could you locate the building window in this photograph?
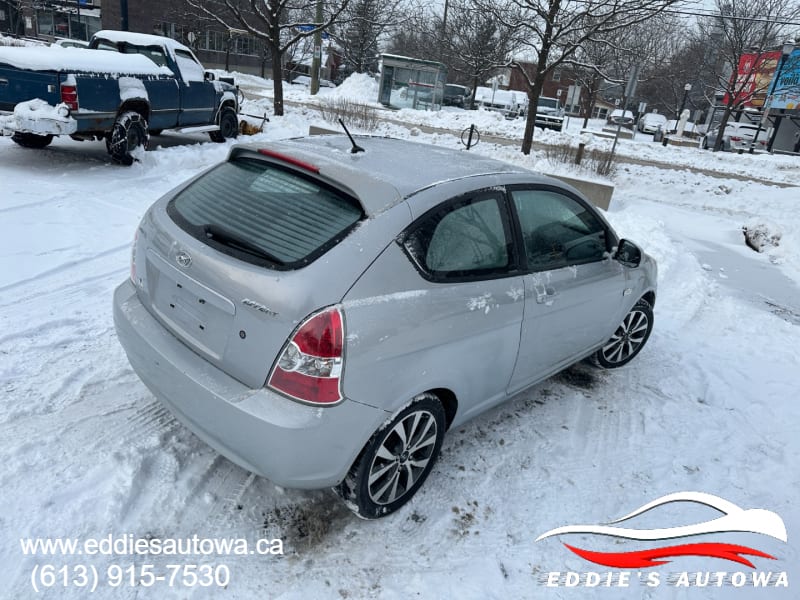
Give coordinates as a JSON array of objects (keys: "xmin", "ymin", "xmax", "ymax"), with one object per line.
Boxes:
[{"xmin": 552, "ymin": 69, "xmax": 561, "ymax": 81}]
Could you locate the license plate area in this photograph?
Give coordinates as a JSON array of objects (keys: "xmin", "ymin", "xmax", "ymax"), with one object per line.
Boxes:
[{"xmin": 146, "ymin": 250, "xmax": 235, "ymax": 359}]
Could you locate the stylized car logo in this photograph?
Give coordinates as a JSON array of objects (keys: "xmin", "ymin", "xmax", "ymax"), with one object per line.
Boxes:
[{"xmin": 175, "ymin": 251, "xmax": 192, "ymax": 268}]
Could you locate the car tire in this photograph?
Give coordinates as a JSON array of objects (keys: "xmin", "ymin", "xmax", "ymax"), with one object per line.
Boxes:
[
  {"xmin": 11, "ymin": 132, "xmax": 54, "ymax": 149},
  {"xmin": 107, "ymin": 111, "xmax": 149, "ymax": 165},
  {"xmin": 335, "ymin": 393, "xmax": 446, "ymax": 519},
  {"xmin": 593, "ymin": 299, "xmax": 654, "ymax": 368},
  {"xmin": 210, "ymin": 107, "xmax": 239, "ymax": 143}
]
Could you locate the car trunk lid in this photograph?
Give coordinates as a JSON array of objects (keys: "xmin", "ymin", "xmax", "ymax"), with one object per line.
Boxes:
[{"xmin": 131, "ymin": 153, "xmax": 373, "ymax": 390}]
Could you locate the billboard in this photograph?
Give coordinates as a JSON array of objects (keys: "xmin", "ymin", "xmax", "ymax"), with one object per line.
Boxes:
[
  {"xmin": 723, "ymin": 51, "xmax": 780, "ymax": 108},
  {"xmin": 767, "ymin": 48, "xmax": 800, "ymax": 111}
]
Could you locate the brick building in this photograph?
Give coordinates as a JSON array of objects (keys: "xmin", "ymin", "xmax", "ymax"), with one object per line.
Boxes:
[{"xmin": 508, "ymin": 61, "xmax": 616, "ymax": 120}]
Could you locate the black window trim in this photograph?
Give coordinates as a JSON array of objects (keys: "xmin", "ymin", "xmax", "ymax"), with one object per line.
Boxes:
[
  {"xmin": 166, "ymin": 156, "xmax": 366, "ymax": 271},
  {"xmin": 505, "ymin": 183, "xmax": 618, "ymax": 274},
  {"xmin": 397, "ymin": 187, "xmax": 523, "ymax": 284}
]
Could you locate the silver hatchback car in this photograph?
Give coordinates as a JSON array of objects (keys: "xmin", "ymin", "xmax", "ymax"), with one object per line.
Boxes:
[{"xmin": 114, "ymin": 136, "xmax": 657, "ymax": 518}]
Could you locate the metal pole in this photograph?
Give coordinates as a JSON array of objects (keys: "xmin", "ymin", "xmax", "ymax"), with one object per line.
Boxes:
[
  {"xmin": 120, "ymin": 0, "xmax": 128, "ymax": 31},
  {"xmin": 310, "ymin": 0, "xmax": 323, "ymax": 95}
]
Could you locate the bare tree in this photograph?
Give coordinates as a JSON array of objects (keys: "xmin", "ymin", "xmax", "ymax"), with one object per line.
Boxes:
[
  {"xmin": 479, "ymin": 0, "xmax": 684, "ymax": 154},
  {"xmin": 435, "ymin": 0, "xmax": 519, "ymax": 107},
  {"xmin": 697, "ymin": 0, "xmax": 800, "ymax": 151},
  {"xmin": 564, "ymin": 18, "xmax": 679, "ymax": 127},
  {"xmin": 331, "ymin": 0, "xmax": 408, "ymax": 74},
  {"xmin": 186, "ymin": 0, "xmax": 350, "ymax": 116}
]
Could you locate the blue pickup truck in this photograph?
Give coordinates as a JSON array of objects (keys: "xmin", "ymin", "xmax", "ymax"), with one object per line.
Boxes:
[{"xmin": 0, "ymin": 30, "xmax": 239, "ymax": 164}]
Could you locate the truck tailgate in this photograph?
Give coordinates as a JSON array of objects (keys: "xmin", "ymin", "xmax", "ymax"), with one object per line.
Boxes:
[{"xmin": 0, "ymin": 65, "xmax": 60, "ymax": 113}]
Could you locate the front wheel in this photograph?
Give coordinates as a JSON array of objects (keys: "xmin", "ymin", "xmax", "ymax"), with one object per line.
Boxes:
[
  {"xmin": 107, "ymin": 111, "xmax": 149, "ymax": 165},
  {"xmin": 11, "ymin": 132, "xmax": 54, "ymax": 149},
  {"xmin": 209, "ymin": 107, "xmax": 238, "ymax": 143},
  {"xmin": 335, "ymin": 393, "xmax": 445, "ymax": 519},
  {"xmin": 594, "ymin": 299, "xmax": 654, "ymax": 368}
]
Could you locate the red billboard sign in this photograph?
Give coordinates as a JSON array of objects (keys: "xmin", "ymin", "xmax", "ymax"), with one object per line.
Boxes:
[{"xmin": 723, "ymin": 51, "xmax": 780, "ymax": 108}]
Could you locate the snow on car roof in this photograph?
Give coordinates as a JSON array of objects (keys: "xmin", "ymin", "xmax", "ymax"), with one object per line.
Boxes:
[
  {"xmin": 93, "ymin": 30, "xmax": 192, "ymax": 55},
  {"xmin": 0, "ymin": 45, "xmax": 173, "ymax": 75}
]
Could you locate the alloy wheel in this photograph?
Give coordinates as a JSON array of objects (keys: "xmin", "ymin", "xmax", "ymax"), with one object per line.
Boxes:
[
  {"xmin": 367, "ymin": 410, "xmax": 438, "ymax": 505},
  {"xmin": 601, "ymin": 308, "xmax": 650, "ymax": 365}
]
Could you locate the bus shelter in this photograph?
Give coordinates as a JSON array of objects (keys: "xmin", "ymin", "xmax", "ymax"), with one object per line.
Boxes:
[{"xmin": 378, "ymin": 54, "xmax": 446, "ymax": 111}]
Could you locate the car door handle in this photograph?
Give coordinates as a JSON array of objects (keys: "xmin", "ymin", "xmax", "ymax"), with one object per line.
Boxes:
[{"xmin": 536, "ymin": 286, "xmax": 558, "ymax": 304}]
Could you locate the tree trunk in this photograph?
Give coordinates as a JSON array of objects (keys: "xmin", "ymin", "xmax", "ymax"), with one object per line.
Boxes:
[
  {"xmin": 271, "ymin": 43, "xmax": 285, "ymax": 116},
  {"xmin": 713, "ymin": 105, "xmax": 734, "ymax": 152},
  {"xmin": 470, "ymin": 74, "xmax": 480, "ymax": 110},
  {"xmin": 521, "ymin": 73, "xmax": 546, "ymax": 155}
]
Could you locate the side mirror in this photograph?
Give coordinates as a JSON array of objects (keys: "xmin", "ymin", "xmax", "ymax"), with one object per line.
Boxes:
[
  {"xmin": 204, "ymin": 71, "xmax": 215, "ymax": 81},
  {"xmin": 615, "ymin": 239, "xmax": 642, "ymax": 268}
]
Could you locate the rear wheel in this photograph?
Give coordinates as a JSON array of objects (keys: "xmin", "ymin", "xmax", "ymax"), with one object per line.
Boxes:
[
  {"xmin": 209, "ymin": 107, "xmax": 238, "ymax": 143},
  {"xmin": 107, "ymin": 111, "xmax": 149, "ymax": 165},
  {"xmin": 335, "ymin": 393, "xmax": 445, "ymax": 519},
  {"xmin": 11, "ymin": 132, "xmax": 54, "ymax": 149},
  {"xmin": 594, "ymin": 299, "xmax": 654, "ymax": 368}
]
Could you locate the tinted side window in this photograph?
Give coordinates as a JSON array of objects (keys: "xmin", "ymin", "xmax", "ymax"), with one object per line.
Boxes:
[
  {"xmin": 403, "ymin": 194, "xmax": 512, "ymax": 280},
  {"xmin": 511, "ymin": 188, "xmax": 607, "ymax": 271}
]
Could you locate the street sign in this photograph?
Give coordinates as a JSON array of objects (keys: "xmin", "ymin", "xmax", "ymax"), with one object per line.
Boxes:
[{"xmin": 295, "ymin": 25, "xmax": 330, "ymax": 39}]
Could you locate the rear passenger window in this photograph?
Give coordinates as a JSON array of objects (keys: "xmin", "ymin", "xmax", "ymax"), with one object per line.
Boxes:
[
  {"xmin": 511, "ymin": 188, "xmax": 608, "ymax": 271},
  {"xmin": 403, "ymin": 194, "xmax": 513, "ymax": 281},
  {"xmin": 167, "ymin": 157, "xmax": 363, "ymax": 269}
]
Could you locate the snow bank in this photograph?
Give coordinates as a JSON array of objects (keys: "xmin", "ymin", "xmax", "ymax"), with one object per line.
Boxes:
[{"xmin": 326, "ymin": 72, "xmax": 379, "ymax": 102}]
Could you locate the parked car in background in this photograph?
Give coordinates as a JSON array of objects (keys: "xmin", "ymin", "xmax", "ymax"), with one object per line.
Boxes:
[
  {"xmin": 637, "ymin": 112, "xmax": 667, "ymax": 134},
  {"xmin": 534, "ymin": 96, "xmax": 565, "ymax": 131},
  {"xmin": 52, "ymin": 38, "xmax": 90, "ymax": 48},
  {"xmin": 474, "ymin": 86, "xmax": 528, "ymax": 118},
  {"xmin": 607, "ymin": 109, "xmax": 635, "ymax": 129},
  {"xmin": 443, "ymin": 84, "xmax": 471, "ymax": 108},
  {"xmin": 0, "ymin": 30, "xmax": 239, "ymax": 164},
  {"xmin": 701, "ymin": 121, "xmax": 767, "ymax": 151},
  {"xmin": 114, "ymin": 136, "xmax": 657, "ymax": 519}
]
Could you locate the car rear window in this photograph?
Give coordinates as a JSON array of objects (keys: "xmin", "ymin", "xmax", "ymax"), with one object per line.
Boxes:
[{"xmin": 167, "ymin": 157, "xmax": 364, "ymax": 269}]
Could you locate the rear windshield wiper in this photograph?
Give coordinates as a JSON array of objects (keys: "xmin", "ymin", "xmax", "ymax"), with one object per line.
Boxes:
[{"xmin": 203, "ymin": 223, "xmax": 285, "ymax": 265}]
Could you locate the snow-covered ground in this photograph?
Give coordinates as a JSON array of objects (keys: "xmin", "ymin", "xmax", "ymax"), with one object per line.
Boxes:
[{"xmin": 1, "ymin": 73, "xmax": 798, "ymax": 599}]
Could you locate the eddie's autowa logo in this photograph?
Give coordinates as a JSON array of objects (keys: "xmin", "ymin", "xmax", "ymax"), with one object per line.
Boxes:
[{"xmin": 536, "ymin": 492, "xmax": 789, "ymax": 589}]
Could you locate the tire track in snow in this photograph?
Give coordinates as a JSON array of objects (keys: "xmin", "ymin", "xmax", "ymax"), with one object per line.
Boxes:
[{"xmin": 0, "ymin": 243, "xmax": 129, "ymax": 294}]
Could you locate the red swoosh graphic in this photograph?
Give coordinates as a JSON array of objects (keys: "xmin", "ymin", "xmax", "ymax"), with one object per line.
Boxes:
[{"xmin": 564, "ymin": 542, "xmax": 776, "ymax": 569}]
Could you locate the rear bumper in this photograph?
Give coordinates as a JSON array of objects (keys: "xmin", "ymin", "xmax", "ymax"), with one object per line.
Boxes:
[
  {"xmin": 113, "ymin": 279, "xmax": 388, "ymax": 489},
  {"xmin": 0, "ymin": 99, "xmax": 77, "ymax": 136}
]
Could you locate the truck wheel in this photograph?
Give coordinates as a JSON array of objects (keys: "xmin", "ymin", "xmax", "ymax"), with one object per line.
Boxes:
[
  {"xmin": 108, "ymin": 111, "xmax": 149, "ymax": 165},
  {"xmin": 11, "ymin": 132, "xmax": 54, "ymax": 149},
  {"xmin": 210, "ymin": 108, "xmax": 238, "ymax": 143}
]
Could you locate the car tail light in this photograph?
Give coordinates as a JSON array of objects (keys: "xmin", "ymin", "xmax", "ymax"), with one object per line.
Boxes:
[
  {"xmin": 268, "ymin": 307, "xmax": 344, "ymax": 405},
  {"xmin": 60, "ymin": 84, "xmax": 79, "ymax": 111},
  {"xmin": 730, "ymin": 136, "xmax": 742, "ymax": 142}
]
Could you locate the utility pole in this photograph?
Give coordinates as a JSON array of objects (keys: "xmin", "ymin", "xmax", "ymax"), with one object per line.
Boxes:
[
  {"xmin": 310, "ymin": 0, "xmax": 323, "ymax": 95},
  {"xmin": 120, "ymin": 0, "xmax": 128, "ymax": 31}
]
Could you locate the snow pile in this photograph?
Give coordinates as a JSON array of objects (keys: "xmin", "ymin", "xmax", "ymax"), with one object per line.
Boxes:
[
  {"xmin": 743, "ymin": 221, "xmax": 782, "ymax": 253},
  {"xmin": 327, "ymin": 72, "xmax": 379, "ymax": 102},
  {"xmin": 0, "ymin": 34, "xmax": 46, "ymax": 47}
]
